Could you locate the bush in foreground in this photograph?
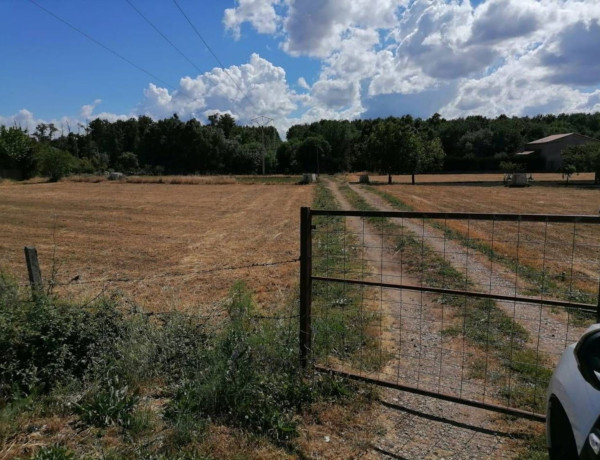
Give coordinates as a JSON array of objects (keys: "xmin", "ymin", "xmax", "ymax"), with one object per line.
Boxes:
[{"xmin": 0, "ymin": 277, "xmax": 360, "ymax": 457}]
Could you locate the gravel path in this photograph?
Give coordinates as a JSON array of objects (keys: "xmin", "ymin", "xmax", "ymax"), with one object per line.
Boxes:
[
  {"xmin": 349, "ymin": 182, "xmax": 588, "ymax": 357},
  {"xmin": 322, "ymin": 179, "xmax": 540, "ymax": 459}
]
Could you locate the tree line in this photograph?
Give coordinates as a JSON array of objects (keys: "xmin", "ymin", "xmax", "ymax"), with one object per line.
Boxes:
[{"xmin": 1, "ymin": 111, "xmax": 600, "ymax": 181}]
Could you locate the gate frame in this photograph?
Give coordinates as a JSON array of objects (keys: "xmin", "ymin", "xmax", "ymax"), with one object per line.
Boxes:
[{"xmin": 299, "ymin": 206, "xmax": 600, "ymax": 422}]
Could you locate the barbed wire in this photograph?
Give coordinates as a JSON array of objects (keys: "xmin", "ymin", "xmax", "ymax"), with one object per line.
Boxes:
[
  {"xmin": 12, "ymin": 257, "xmax": 300, "ymax": 288},
  {"xmin": 9, "ymin": 257, "xmax": 302, "ymax": 322}
]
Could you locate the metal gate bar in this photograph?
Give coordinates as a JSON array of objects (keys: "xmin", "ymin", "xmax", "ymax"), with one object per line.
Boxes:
[
  {"xmin": 314, "ymin": 366, "xmax": 546, "ymax": 422},
  {"xmin": 312, "ymin": 276, "xmax": 597, "ymax": 312}
]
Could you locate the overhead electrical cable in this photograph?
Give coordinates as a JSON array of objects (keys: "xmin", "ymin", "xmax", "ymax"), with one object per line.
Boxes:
[
  {"xmin": 125, "ymin": 0, "xmax": 204, "ymax": 75},
  {"xmin": 171, "ymin": 0, "xmax": 248, "ymax": 98},
  {"xmin": 29, "ymin": 0, "xmax": 269, "ymax": 125},
  {"xmin": 27, "ymin": 0, "xmax": 210, "ymax": 108},
  {"xmin": 27, "ymin": 0, "xmax": 174, "ymax": 90}
]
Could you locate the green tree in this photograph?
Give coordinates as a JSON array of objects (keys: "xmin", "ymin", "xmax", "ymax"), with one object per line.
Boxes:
[
  {"xmin": 416, "ymin": 137, "xmax": 445, "ymax": 183},
  {"xmin": 115, "ymin": 151, "xmax": 139, "ymax": 174},
  {"xmin": 368, "ymin": 119, "xmax": 445, "ymax": 184},
  {"xmin": 0, "ymin": 126, "xmax": 35, "ymax": 178},
  {"xmin": 293, "ymin": 136, "xmax": 331, "ymax": 174},
  {"xmin": 35, "ymin": 145, "xmax": 77, "ymax": 182},
  {"xmin": 368, "ymin": 119, "xmax": 404, "ymax": 183},
  {"xmin": 562, "ymin": 143, "xmax": 600, "ymax": 184},
  {"xmin": 208, "ymin": 113, "xmax": 237, "ymax": 139}
]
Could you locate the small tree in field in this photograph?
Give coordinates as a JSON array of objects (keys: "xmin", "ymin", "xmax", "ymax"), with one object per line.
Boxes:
[
  {"xmin": 409, "ymin": 137, "xmax": 445, "ymax": 185},
  {"xmin": 562, "ymin": 143, "xmax": 600, "ymax": 184},
  {"xmin": 115, "ymin": 151, "xmax": 139, "ymax": 174},
  {"xmin": 561, "ymin": 163, "xmax": 577, "ymax": 184},
  {"xmin": 36, "ymin": 145, "xmax": 77, "ymax": 182}
]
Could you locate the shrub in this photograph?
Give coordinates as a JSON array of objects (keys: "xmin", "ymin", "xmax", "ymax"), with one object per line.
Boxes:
[
  {"xmin": 0, "ymin": 276, "xmax": 360, "ymax": 452},
  {"xmin": 0, "ymin": 282, "xmax": 127, "ymax": 399},
  {"xmin": 35, "ymin": 146, "xmax": 77, "ymax": 182},
  {"xmin": 166, "ymin": 282, "xmax": 355, "ymax": 445},
  {"xmin": 115, "ymin": 151, "xmax": 139, "ymax": 174}
]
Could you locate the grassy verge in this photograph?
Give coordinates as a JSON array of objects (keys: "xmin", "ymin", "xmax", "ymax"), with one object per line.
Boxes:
[
  {"xmin": 0, "ymin": 281, "xmax": 364, "ymax": 459},
  {"xmin": 311, "ymin": 183, "xmax": 385, "ymax": 372},
  {"xmin": 338, "ymin": 183, "xmax": 551, "ymax": 413},
  {"xmin": 365, "ymin": 185, "xmax": 597, "ymax": 307}
]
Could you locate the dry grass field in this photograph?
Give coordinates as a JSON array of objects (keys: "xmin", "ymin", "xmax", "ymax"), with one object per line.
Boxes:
[
  {"xmin": 0, "ymin": 180, "xmax": 312, "ymax": 310},
  {"xmin": 360, "ymin": 176, "xmax": 600, "ymax": 297}
]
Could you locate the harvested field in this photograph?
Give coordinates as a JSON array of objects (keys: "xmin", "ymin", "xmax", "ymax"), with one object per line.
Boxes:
[{"xmin": 0, "ymin": 181, "xmax": 313, "ymax": 310}]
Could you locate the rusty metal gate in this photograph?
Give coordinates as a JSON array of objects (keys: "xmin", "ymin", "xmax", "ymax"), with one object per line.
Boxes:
[{"xmin": 299, "ymin": 207, "xmax": 600, "ymax": 421}]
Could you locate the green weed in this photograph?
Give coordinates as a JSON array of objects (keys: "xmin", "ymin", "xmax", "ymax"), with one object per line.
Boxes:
[
  {"xmin": 30, "ymin": 445, "xmax": 75, "ymax": 460},
  {"xmin": 75, "ymin": 374, "xmax": 139, "ymax": 428}
]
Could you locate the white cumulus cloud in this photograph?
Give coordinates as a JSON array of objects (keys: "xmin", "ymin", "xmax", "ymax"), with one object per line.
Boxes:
[{"xmin": 224, "ymin": 0, "xmax": 281, "ymax": 39}]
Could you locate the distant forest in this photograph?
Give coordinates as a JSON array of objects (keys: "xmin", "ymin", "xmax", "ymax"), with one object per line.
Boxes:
[{"xmin": 2, "ymin": 111, "xmax": 600, "ymax": 180}]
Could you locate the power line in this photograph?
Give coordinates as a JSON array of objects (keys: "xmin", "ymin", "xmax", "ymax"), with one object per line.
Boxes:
[
  {"xmin": 125, "ymin": 0, "xmax": 204, "ymax": 75},
  {"xmin": 171, "ymin": 0, "xmax": 248, "ymax": 100},
  {"xmin": 171, "ymin": 1, "xmax": 276, "ymax": 133},
  {"xmin": 27, "ymin": 0, "xmax": 211, "ymax": 111},
  {"xmin": 28, "ymin": 0, "xmax": 271, "ymax": 126},
  {"xmin": 27, "ymin": 0, "xmax": 174, "ymax": 90}
]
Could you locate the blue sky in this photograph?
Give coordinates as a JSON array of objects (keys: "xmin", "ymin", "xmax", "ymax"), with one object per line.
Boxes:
[{"xmin": 1, "ymin": 0, "xmax": 600, "ymax": 137}]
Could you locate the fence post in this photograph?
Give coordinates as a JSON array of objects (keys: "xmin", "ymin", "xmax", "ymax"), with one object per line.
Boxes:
[
  {"xmin": 24, "ymin": 246, "xmax": 43, "ymax": 299},
  {"xmin": 597, "ymin": 277, "xmax": 600, "ymax": 323},
  {"xmin": 300, "ymin": 207, "xmax": 312, "ymax": 369}
]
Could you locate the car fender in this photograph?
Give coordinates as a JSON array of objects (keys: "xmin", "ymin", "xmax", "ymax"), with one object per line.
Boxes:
[{"xmin": 549, "ymin": 334, "xmax": 600, "ymax": 454}]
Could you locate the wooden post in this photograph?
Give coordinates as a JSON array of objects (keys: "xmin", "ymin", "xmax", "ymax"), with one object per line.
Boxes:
[
  {"xmin": 299, "ymin": 207, "xmax": 313, "ymax": 369},
  {"xmin": 24, "ymin": 246, "xmax": 43, "ymax": 298}
]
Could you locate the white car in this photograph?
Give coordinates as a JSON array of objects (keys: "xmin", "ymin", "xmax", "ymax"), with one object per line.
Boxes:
[{"xmin": 547, "ymin": 324, "xmax": 600, "ymax": 459}]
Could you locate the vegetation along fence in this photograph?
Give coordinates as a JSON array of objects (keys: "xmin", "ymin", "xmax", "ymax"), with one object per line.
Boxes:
[{"xmin": 299, "ymin": 207, "xmax": 600, "ymax": 421}]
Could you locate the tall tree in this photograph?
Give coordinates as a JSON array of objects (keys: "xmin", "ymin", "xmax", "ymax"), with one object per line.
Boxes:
[{"xmin": 0, "ymin": 126, "xmax": 35, "ymax": 178}]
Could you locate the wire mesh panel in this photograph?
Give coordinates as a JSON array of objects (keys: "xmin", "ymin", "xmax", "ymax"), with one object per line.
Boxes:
[{"xmin": 306, "ymin": 209, "xmax": 600, "ymax": 419}]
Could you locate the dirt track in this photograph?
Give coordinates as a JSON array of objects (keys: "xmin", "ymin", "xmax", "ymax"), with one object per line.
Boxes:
[
  {"xmin": 347, "ymin": 182, "xmax": 589, "ymax": 357},
  {"xmin": 323, "ymin": 178, "xmax": 539, "ymax": 459}
]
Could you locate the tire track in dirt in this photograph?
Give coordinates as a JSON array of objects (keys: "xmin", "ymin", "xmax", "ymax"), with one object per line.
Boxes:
[
  {"xmin": 350, "ymin": 183, "xmax": 588, "ymax": 358},
  {"xmin": 322, "ymin": 179, "xmax": 532, "ymax": 459}
]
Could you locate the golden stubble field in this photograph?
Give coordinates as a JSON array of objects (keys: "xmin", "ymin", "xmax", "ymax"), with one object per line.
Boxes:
[{"xmin": 0, "ymin": 181, "xmax": 313, "ymax": 311}]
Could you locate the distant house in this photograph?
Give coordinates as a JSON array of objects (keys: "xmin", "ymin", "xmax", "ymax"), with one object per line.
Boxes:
[{"xmin": 517, "ymin": 133, "xmax": 600, "ymax": 171}]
